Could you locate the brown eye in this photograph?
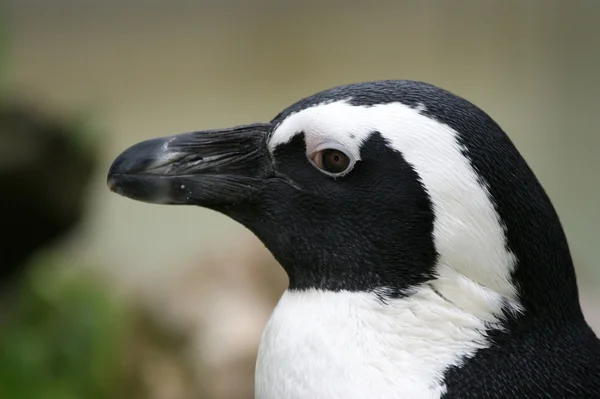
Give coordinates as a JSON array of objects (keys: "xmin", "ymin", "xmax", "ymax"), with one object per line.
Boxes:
[{"xmin": 313, "ymin": 149, "xmax": 351, "ymax": 174}]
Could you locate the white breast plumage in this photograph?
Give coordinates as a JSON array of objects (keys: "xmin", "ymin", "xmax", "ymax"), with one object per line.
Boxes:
[{"xmin": 256, "ymin": 284, "xmax": 507, "ymax": 399}]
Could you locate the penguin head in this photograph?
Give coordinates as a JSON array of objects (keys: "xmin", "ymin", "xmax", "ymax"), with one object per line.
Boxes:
[{"xmin": 108, "ymin": 80, "xmax": 580, "ymax": 319}]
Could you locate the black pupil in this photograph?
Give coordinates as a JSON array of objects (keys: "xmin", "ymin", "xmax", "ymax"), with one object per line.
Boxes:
[{"xmin": 322, "ymin": 150, "xmax": 349, "ymax": 173}]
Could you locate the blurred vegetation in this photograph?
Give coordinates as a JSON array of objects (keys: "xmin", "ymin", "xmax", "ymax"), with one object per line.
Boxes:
[
  {"xmin": 0, "ymin": 19, "xmax": 200, "ymax": 399},
  {"xmin": 0, "ymin": 252, "xmax": 200, "ymax": 399},
  {"xmin": 0, "ymin": 255, "xmax": 128, "ymax": 399}
]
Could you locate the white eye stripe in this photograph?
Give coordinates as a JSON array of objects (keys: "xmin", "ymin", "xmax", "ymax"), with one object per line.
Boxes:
[
  {"xmin": 269, "ymin": 100, "xmax": 369, "ymax": 160},
  {"xmin": 311, "ymin": 139, "xmax": 353, "ymax": 155}
]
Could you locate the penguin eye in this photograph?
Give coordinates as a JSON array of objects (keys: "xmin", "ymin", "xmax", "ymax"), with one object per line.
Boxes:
[
  {"xmin": 313, "ymin": 149, "xmax": 350, "ymax": 173},
  {"xmin": 309, "ymin": 143, "xmax": 355, "ymax": 177}
]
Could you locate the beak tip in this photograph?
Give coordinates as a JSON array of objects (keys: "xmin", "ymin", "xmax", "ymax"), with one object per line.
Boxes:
[
  {"xmin": 106, "ymin": 172, "xmax": 119, "ymax": 193},
  {"xmin": 106, "ymin": 137, "xmax": 170, "ymax": 193},
  {"xmin": 106, "ymin": 153, "xmax": 130, "ymax": 194}
]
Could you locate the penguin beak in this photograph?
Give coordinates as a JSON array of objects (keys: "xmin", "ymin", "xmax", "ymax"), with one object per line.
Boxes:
[{"xmin": 107, "ymin": 123, "xmax": 273, "ymax": 207}]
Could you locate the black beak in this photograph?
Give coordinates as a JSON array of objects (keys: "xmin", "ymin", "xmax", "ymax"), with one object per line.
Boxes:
[{"xmin": 107, "ymin": 123, "xmax": 273, "ymax": 207}]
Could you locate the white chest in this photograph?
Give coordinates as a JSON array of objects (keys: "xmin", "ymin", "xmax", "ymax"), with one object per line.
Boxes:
[{"xmin": 255, "ymin": 288, "xmax": 498, "ymax": 399}]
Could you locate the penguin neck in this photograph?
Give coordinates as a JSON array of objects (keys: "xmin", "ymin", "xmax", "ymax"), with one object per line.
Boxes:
[
  {"xmin": 255, "ymin": 279, "xmax": 511, "ymax": 399},
  {"xmin": 427, "ymin": 263, "xmax": 522, "ymax": 321},
  {"xmin": 496, "ymin": 189, "xmax": 583, "ymax": 321}
]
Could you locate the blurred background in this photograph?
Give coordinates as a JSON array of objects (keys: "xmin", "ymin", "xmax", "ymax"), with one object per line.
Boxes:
[{"xmin": 1, "ymin": 1, "xmax": 599, "ymax": 398}]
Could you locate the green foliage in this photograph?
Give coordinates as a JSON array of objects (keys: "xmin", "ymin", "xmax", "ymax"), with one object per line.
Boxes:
[{"xmin": 0, "ymin": 255, "xmax": 128, "ymax": 399}]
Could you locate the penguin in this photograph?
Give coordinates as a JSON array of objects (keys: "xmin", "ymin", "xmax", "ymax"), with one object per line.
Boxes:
[{"xmin": 107, "ymin": 80, "xmax": 600, "ymax": 398}]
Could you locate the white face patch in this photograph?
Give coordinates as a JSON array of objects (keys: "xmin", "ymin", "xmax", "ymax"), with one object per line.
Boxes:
[{"xmin": 269, "ymin": 99, "xmax": 521, "ymax": 309}]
